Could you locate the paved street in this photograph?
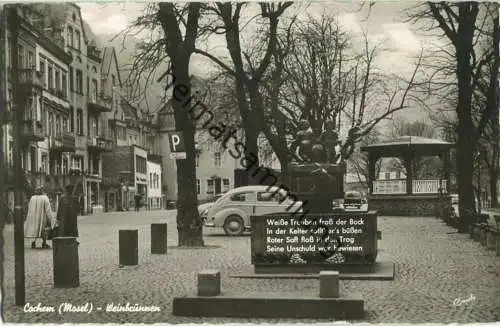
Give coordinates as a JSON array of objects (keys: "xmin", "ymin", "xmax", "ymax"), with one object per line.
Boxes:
[{"xmin": 2, "ymin": 211, "xmax": 499, "ymax": 323}]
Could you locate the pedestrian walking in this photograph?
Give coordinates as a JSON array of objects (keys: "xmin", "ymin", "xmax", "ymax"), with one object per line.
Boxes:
[
  {"xmin": 56, "ymin": 184, "xmax": 79, "ymax": 239},
  {"xmin": 134, "ymin": 194, "xmax": 142, "ymax": 212},
  {"xmin": 24, "ymin": 186, "xmax": 54, "ymax": 249}
]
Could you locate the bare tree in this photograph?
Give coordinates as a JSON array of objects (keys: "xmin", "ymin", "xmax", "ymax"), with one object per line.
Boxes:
[
  {"xmin": 407, "ymin": 2, "xmax": 498, "ymax": 230},
  {"xmin": 193, "ymin": 2, "xmax": 294, "ymax": 184},
  {"xmin": 123, "ymin": 3, "xmax": 204, "ymax": 246},
  {"xmin": 274, "ymin": 11, "xmax": 424, "ymax": 162},
  {"xmin": 347, "ymin": 128, "xmax": 382, "ymax": 189}
]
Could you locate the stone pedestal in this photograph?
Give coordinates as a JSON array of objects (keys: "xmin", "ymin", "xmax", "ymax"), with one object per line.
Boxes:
[
  {"xmin": 319, "ymin": 271, "xmax": 339, "ymax": 298},
  {"xmin": 486, "ymin": 229, "xmax": 497, "ymax": 250},
  {"xmin": 52, "ymin": 237, "xmax": 79, "ymax": 288},
  {"xmin": 197, "ymin": 270, "xmax": 221, "ymax": 296},
  {"xmin": 151, "ymin": 223, "xmax": 167, "ymax": 254},
  {"xmin": 286, "ymin": 163, "xmax": 346, "ymax": 214},
  {"xmin": 119, "ymin": 229, "xmax": 138, "ymax": 266},
  {"xmin": 472, "ymin": 224, "xmax": 481, "ymax": 241},
  {"xmin": 479, "ymin": 225, "xmax": 488, "ymax": 246}
]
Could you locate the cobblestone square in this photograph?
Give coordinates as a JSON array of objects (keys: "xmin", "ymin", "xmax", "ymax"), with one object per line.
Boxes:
[{"xmin": 2, "ymin": 211, "xmax": 499, "ymax": 323}]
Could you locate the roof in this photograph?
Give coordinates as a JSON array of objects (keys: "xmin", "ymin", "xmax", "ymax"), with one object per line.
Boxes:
[
  {"xmin": 82, "ymin": 20, "xmax": 102, "ymax": 48},
  {"xmin": 101, "ymin": 47, "xmax": 123, "ymax": 87},
  {"xmin": 361, "ymin": 136, "xmax": 454, "ymax": 155}
]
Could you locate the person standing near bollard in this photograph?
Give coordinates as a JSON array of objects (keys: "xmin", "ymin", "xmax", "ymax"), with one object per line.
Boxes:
[
  {"xmin": 56, "ymin": 184, "xmax": 80, "ymax": 240},
  {"xmin": 24, "ymin": 186, "xmax": 54, "ymax": 249}
]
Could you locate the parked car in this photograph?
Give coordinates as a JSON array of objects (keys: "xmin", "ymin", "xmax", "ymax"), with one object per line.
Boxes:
[
  {"xmin": 332, "ymin": 191, "xmax": 368, "ymax": 212},
  {"xmin": 343, "ymin": 190, "xmax": 368, "ymax": 212},
  {"xmin": 204, "ymin": 185, "xmax": 303, "ymax": 236},
  {"xmin": 198, "ymin": 194, "xmax": 223, "ymax": 221}
]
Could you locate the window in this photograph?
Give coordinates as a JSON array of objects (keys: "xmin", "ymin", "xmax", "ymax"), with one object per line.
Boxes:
[
  {"xmin": 62, "ymin": 73, "xmax": 67, "ymax": 98},
  {"xmin": 7, "ymin": 37, "xmax": 11, "ymax": 66},
  {"xmin": 48, "ymin": 65, "xmax": 54, "ymax": 90},
  {"xmin": 27, "ymin": 51, "xmax": 34, "ymax": 68},
  {"xmin": 76, "ymin": 109, "xmax": 83, "ymax": 135},
  {"xmin": 196, "ymin": 179, "xmax": 200, "ymax": 195},
  {"xmin": 41, "ymin": 154, "xmax": 48, "ymax": 173},
  {"xmin": 230, "ymin": 192, "xmax": 248, "ymax": 202},
  {"xmin": 214, "ymin": 152, "xmax": 221, "ymax": 167},
  {"xmin": 63, "ymin": 117, "xmax": 68, "ymax": 133},
  {"xmin": 8, "ymin": 141, "xmax": 14, "ymax": 165},
  {"xmin": 75, "ymin": 69, "xmax": 83, "ymax": 93},
  {"xmin": 69, "ymin": 67, "xmax": 74, "ymax": 91},
  {"xmin": 75, "ymin": 30, "xmax": 81, "ymax": 50},
  {"xmin": 55, "ymin": 69, "xmax": 61, "ymax": 92},
  {"xmin": 67, "ymin": 26, "xmax": 73, "ymax": 47},
  {"xmin": 195, "ymin": 152, "xmax": 200, "ymax": 167},
  {"xmin": 18, "ymin": 45, "xmax": 24, "ymax": 68},
  {"xmin": 150, "ymin": 173, "xmax": 153, "ymax": 188},
  {"xmin": 56, "ymin": 115, "xmax": 61, "ymax": 136},
  {"xmin": 70, "ymin": 107, "xmax": 74, "ymax": 132},
  {"xmin": 91, "ymin": 79, "xmax": 98, "ymax": 101},
  {"xmin": 48, "ymin": 112, "xmax": 54, "ymax": 136},
  {"xmin": 384, "ymin": 172, "xmax": 390, "ymax": 180},
  {"xmin": 135, "ymin": 155, "xmax": 146, "ymax": 174},
  {"xmin": 39, "ymin": 58, "xmax": 45, "ymax": 79},
  {"xmin": 206, "ymin": 179, "xmax": 214, "ymax": 194},
  {"xmin": 257, "ymin": 192, "xmax": 280, "ymax": 202},
  {"xmin": 62, "ymin": 158, "xmax": 68, "ymax": 175},
  {"xmin": 223, "ymin": 178, "xmax": 230, "ymax": 193}
]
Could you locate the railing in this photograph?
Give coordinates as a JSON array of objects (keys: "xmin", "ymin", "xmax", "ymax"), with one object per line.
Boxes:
[
  {"xmin": 413, "ymin": 179, "xmax": 447, "ymax": 194},
  {"xmin": 372, "ymin": 179, "xmax": 407, "ymax": 195},
  {"xmin": 22, "ymin": 119, "xmax": 45, "ymax": 140},
  {"xmin": 75, "ymin": 135, "xmax": 87, "ymax": 149},
  {"xmin": 87, "ymin": 136, "xmax": 113, "ymax": 151},
  {"xmin": 19, "ymin": 68, "xmax": 44, "ymax": 89},
  {"xmin": 53, "ymin": 132, "xmax": 76, "ymax": 150},
  {"xmin": 372, "ymin": 179, "xmax": 447, "ymax": 195},
  {"xmin": 88, "ymin": 95, "xmax": 112, "ymax": 112}
]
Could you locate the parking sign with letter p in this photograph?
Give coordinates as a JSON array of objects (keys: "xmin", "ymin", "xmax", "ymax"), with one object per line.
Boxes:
[{"xmin": 169, "ymin": 132, "xmax": 186, "ymax": 159}]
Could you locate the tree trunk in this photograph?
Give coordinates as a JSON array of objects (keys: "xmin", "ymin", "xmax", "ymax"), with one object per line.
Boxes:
[
  {"xmin": 244, "ymin": 125, "xmax": 260, "ymax": 185},
  {"xmin": 489, "ymin": 166, "xmax": 498, "ymax": 208},
  {"xmin": 172, "ymin": 60, "xmax": 204, "ymax": 247},
  {"xmin": 454, "ymin": 4, "xmax": 477, "ymax": 233}
]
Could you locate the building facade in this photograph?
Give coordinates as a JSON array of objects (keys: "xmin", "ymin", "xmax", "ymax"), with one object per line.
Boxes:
[{"xmin": 147, "ymin": 160, "xmax": 162, "ymax": 209}]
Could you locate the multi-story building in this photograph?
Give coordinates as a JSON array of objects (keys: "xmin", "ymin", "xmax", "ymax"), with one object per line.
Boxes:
[
  {"xmin": 100, "ymin": 53, "xmax": 164, "ymax": 211},
  {"xmin": 2, "ymin": 3, "xmax": 119, "ymax": 215}
]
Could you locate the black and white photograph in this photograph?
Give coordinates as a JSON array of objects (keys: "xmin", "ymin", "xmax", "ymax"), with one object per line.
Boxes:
[{"xmin": 0, "ymin": 1, "xmax": 499, "ymax": 323}]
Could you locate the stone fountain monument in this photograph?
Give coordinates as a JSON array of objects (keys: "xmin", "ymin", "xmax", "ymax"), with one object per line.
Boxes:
[{"xmin": 250, "ymin": 120, "xmax": 392, "ymax": 278}]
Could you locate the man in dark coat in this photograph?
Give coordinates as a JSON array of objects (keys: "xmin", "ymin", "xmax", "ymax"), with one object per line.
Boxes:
[{"xmin": 56, "ymin": 184, "xmax": 79, "ymax": 238}]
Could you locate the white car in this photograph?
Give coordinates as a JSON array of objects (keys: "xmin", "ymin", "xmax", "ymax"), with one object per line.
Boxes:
[
  {"xmin": 198, "ymin": 194, "xmax": 223, "ymax": 220},
  {"xmin": 204, "ymin": 185, "xmax": 304, "ymax": 236}
]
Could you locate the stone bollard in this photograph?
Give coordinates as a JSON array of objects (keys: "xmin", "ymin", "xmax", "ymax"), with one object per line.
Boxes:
[
  {"xmin": 151, "ymin": 223, "xmax": 168, "ymax": 254},
  {"xmin": 119, "ymin": 230, "xmax": 138, "ymax": 266},
  {"xmin": 486, "ymin": 228, "xmax": 497, "ymax": 250},
  {"xmin": 52, "ymin": 237, "xmax": 80, "ymax": 288},
  {"xmin": 319, "ymin": 271, "xmax": 339, "ymax": 298},
  {"xmin": 197, "ymin": 270, "xmax": 221, "ymax": 296}
]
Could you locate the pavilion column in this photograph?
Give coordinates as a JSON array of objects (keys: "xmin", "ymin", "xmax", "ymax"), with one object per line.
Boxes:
[
  {"xmin": 368, "ymin": 152, "xmax": 377, "ymax": 195},
  {"xmin": 442, "ymin": 151, "xmax": 451, "ymax": 193},
  {"xmin": 404, "ymin": 151, "xmax": 414, "ymax": 195}
]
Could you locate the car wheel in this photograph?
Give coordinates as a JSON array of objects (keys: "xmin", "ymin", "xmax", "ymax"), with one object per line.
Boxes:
[{"xmin": 223, "ymin": 215, "xmax": 245, "ymax": 236}]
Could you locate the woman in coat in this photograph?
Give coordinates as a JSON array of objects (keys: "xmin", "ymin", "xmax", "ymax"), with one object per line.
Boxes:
[
  {"xmin": 56, "ymin": 184, "xmax": 79, "ymax": 238},
  {"xmin": 24, "ymin": 186, "xmax": 54, "ymax": 249}
]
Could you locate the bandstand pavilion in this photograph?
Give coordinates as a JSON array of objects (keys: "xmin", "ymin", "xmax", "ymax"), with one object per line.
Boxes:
[{"xmin": 360, "ymin": 136, "xmax": 454, "ymax": 216}]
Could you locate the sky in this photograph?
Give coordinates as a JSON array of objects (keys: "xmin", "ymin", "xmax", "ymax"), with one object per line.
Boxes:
[
  {"xmin": 78, "ymin": 1, "xmax": 442, "ymax": 126},
  {"xmin": 79, "ymin": 2, "xmax": 431, "ymax": 74}
]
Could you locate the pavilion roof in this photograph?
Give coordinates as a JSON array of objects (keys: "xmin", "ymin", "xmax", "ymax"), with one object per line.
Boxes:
[{"xmin": 360, "ymin": 136, "xmax": 454, "ymax": 155}]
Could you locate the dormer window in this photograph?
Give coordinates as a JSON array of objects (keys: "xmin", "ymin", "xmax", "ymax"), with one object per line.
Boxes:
[{"xmin": 67, "ymin": 27, "xmax": 73, "ymax": 47}]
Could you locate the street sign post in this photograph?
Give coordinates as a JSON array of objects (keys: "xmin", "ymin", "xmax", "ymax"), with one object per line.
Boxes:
[{"xmin": 169, "ymin": 132, "xmax": 186, "ymax": 160}]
